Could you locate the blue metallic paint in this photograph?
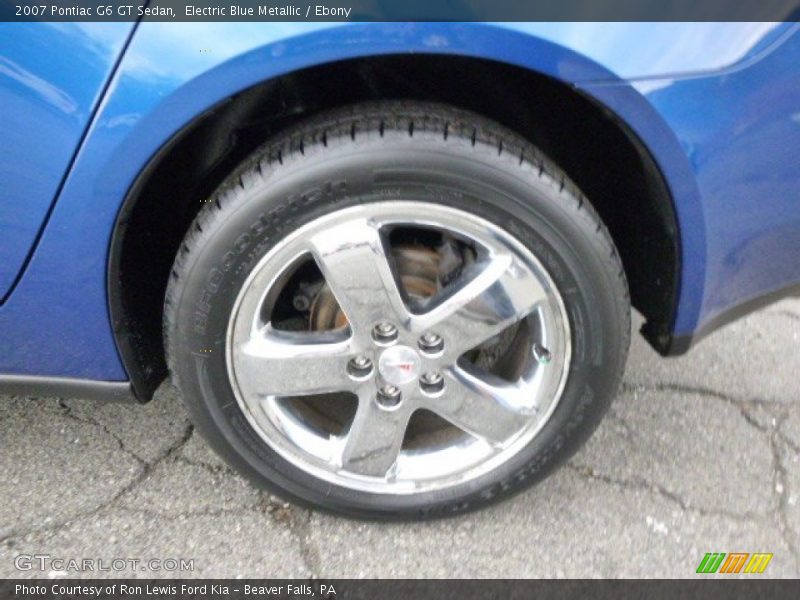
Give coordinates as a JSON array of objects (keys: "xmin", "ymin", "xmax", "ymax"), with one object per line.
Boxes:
[
  {"xmin": 0, "ymin": 22, "xmax": 134, "ymax": 300},
  {"xmin": 626, "ymin": 30, "xmax": 800, "ymax": 329},
  {"xmin": 583, "ymin": 22, "xmax": 800, "ymax": 332},
  {"xmin": 0, "ymin": 22, "xmax": 799, "ymax": 382}
]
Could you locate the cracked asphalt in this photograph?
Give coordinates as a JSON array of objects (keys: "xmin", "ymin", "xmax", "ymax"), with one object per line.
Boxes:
[{"xmin": 1, "ymin": 300, "xmax": 799, "ymax": 578}]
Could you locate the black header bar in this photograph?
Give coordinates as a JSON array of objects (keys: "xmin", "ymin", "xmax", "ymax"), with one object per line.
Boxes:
[{"xmin": 2, "ymin": 0, "xmax": 800, "ymax": 22}]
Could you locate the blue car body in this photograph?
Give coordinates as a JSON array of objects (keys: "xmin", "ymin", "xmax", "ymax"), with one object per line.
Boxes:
[{"xmin": 1, "ymin": 21, "xmax": 799, "ymax": 398}]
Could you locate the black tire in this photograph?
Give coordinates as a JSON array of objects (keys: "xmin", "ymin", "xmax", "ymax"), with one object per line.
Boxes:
[{"xmin": 164, "ymin": 101, "xmax": 630, "ymax": 519}]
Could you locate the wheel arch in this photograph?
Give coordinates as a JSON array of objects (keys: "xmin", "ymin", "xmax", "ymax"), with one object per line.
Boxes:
[{"xmin": 108, "ymin": 53, "xmax": 681, "ymax": 401}]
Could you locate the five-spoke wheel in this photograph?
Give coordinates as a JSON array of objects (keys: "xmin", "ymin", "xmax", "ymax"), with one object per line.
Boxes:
[{"xmin": 227, "ymin": 203, "xmax": 570, "ymax": 491}]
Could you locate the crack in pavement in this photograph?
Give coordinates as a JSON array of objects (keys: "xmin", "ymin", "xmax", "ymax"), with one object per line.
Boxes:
[
  {"xmin": 56, "ymin": 399, "xmax": 148, "ymax": 466},
  {"xmin": 0, "ymin": 422, "xmax": 195, "ymax": 545},
  {"xmin": 172, "ymin": 455, "xmax": 240, "ymax": 478},
  {"xmin": 250, "ymin": 494, "xmax": 322, "ymax": 577},
  {"xmin": 622, "ymin": 381, "xmax": 791, "ymax": 409},
  {"xmin": 767, "ymin": 416, "xmax": 800, "ymax": 571},
  {"xmin": 0, "ymin": 397, "xmax": 322, "ymax": 561},
  {"xmin": 616, "ymin": 381, "xmax": 800, "ymax": 565},
  {"xmin": 622, "ymin": 381, "xmax": 799, "ymax": 451},
  {"xmin": 289, "ymin": 509, "xmax": 323, "ymax": 578},
  {"xmin": 158, "ymin": 453, "xmax": 326, "ymax": 567},
  {"xmin": 566, "ymin": 463, "xmax": 769, "ymax": 523}
]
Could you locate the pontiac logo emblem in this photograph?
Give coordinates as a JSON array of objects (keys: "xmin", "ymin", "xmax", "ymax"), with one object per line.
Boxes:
[
  {"xmin": 378, "ymin": 346, "xmax": 421, "ymax": 385},
  {"xmin": 386, "ymin": 361, "xmax": 414, "ymax": 372}
]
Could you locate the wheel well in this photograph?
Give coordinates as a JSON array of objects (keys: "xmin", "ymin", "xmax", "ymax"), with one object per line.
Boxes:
[{"xmin": 109, "ymin": 54, "xmax": 679, "ymax": 401}]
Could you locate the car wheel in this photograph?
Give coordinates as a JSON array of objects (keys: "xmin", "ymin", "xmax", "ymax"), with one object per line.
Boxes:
[{"xmin": 164, "ymin": 101, "xmax": 630, "ymax": 519}]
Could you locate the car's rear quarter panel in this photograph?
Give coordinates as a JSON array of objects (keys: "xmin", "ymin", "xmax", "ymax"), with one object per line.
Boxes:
[{"xmin": 0, "ymin": 21, "xmax": 798, "ymax": 381}]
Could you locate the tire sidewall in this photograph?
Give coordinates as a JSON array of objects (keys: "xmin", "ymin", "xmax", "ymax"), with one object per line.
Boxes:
[{"xmin": 169, "ymin": 133, "xmax": 626, "ymax": 518}]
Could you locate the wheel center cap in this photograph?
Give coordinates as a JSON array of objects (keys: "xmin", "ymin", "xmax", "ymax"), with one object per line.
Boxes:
[{"xmin": 378, "ymin": 345, "xmax": 421, "ymax": 386}]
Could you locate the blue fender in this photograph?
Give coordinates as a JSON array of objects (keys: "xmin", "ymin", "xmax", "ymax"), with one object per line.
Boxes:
[{"xmin": 0, "ymin": 22, "xmax": 796, "ymax": 381}]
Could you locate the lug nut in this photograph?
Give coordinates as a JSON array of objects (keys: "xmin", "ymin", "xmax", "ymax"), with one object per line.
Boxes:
[
  {"xmin": 376, "ymin": 385, "xmax": 402, "ymax": 408},
  {"xmin": 418, "ymin": 332, "xmax": 444, "ymax": 354},
  {"xmin": 420, "ymin": 371, "xmax": 445, "ymax": 394},
  {"xmin": 292, "ymin": 293, "xmax": 310, "ymax": 311},
  {"xmin": 533, "ymin": 343, "xmax": 552, "ymax": 364},
  {"xmin": 372, "ymin": 322, "xmax": 398, "ymax": 344},
  {"xmin": 347, "ymin": 355, "xmax": 373, "ymax": 378}
]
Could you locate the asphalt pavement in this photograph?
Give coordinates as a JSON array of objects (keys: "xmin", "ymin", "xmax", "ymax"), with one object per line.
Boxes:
[{"xmin": 1, "ymin": 300, "xmax": 799, "ymax": 578}]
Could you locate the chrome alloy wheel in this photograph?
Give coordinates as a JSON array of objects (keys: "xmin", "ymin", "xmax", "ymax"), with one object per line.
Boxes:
[{"xmin": 226, "ymin": 201, "xmax": 571, "ymax": 494}]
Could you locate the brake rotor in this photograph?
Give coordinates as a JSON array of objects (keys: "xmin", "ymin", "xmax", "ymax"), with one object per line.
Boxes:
[{"xmin": 309, "ymin": 245, "xmax": 442, "ymax": 331}]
